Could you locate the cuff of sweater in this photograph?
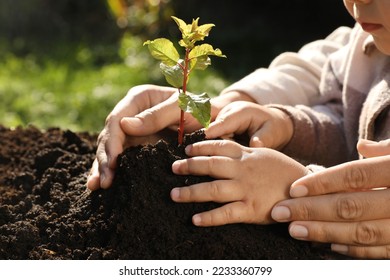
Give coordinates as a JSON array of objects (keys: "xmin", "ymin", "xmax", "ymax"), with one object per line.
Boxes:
[{"xmin": 266, "ymin": 104, "xmax": 316, "ymax": 165}]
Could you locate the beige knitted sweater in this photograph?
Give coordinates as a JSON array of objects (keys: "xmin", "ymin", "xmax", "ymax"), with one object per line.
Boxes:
[{"xmin": 221, "ymin": 24, "xmax": 390, "ymax": 167}]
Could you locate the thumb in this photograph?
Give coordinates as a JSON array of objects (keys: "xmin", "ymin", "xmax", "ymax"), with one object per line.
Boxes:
[
  {"xmin": 120, "ymin": 94, "xmax": 180, "ymax": 136},
  {"xmin": 249, "ymin": 123, "xmax": 277, "ymax": 149},
  {"xmin": 357, "ymin": 139, "xmax": 390, "ymax": 158}
]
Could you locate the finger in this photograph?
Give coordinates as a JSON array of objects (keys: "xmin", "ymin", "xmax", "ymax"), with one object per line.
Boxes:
[
  {"xmin": 290, "ymin": 156, "xmax": 390, "ymax": 197},
  {"xmin": 96, "ymin": 146, "xmax": 115, "ymax": 190},
  {"xmin": 94, "ymin": 129, "xmax": 124, "ymax": 189},
  {"xmin": 120, "ymin": 93, "xmax": 181, "ymax": 136},
  {"xmin": 185, "ymin": 140, "xmax": 247, "ymax": 158},
  {"xmin": 288, "ymin": 219, "xmax": 390, "ymax": 247},
  {"xmin": 171, "ymin": 180, "xmax": 244, "ymax": 203},
  {"xmin": 205, "ymin": 113, "xmax": 250, "ymax": 140},
  {"xmin": 190, "ymin": 201, "xmax": 251, "ymax": 226},
  {"xmin": 272, "ymin": 188, "xmax": 390, "ymax": 223},
  {"xmin": 172, "ymin": 156, "xmax": 237, "ymax": 178},
  {"xmin": 86, "ymin": 159, "xmax": 100, "ymax": 191},
  {"xmin": 331, "ymin": 243, "xmax": 390, "ymax": 259},
  {"xmin": 357, "ymin": 139, "xmax": 390, "ymax": 158}
]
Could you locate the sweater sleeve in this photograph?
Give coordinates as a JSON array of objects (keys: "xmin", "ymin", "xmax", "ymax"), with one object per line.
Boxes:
[
  {"xmin": 271, "ymin": 103, "xmax": 348, "ymax": 167},
  {"xmin": 220, "ymin": 26, "xmax": 352, "ymax": 107}
]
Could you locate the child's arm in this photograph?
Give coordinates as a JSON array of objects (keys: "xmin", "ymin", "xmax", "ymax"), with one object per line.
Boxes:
[
  {"xmin": 220, "ymin": 26, "xmax": 353, "ymax": 107},
  {"xmin": 170, "ymin": 140, "xmax": 308, "ymax": 226}
]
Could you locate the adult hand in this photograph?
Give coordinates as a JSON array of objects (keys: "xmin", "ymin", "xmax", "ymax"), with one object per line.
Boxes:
[
  {"xmin": 205, "ymin": 101, "xmax": 293, "ymax": 150},
  {"xmin": 87, "ymin": 85, "xmax": 180, "ymax": 190},
  {"xmin": 171, "ymin": 140, "xmax": 308, "ymax": 226},
  {"xmin": 86, "ymin": 85, "xmax": 255, "ymax": 190},
  {"xmin": 271, "ymin": 139, "xmax": 390, "ymax": 259}
]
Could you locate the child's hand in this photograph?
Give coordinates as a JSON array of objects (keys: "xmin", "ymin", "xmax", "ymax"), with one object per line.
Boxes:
[
  {"xmin": 170, "ymin": 140, "xmax": 308, "ymax": 226},
  {"xmin": 205, "ymin": 101, "xmax": 293, "ymax": 150}
]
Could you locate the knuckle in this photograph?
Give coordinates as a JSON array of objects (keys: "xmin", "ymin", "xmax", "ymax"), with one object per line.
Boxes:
[
  {"xmin": 293, "ymin": 201, "xmax": 313, "ymax": 220},
  {"xmin": 342, "ymin": 163, "xmax": 369, "ymax": 190},
  {"xmin": 104, "ymin": 113, "xmax": 116, "ymax": 127},
  {"xmin": 222, "ymin": 206, "xmax": 237, "ymax": 223},
  {"xmin": 207, "ymin": 157, "xmax": 217, "ymax": 172},
  {"xmin": 309, "ymin": 223, "xmax": 331, "ymax": 242},
  {"xmin": 182, "ymin": 187, "xmax": 193, "ymax": 201},
  {"xmin": 208, "ymin": 181, "xmax": 221, "ymax": 200},
  {"xmin": 216, "ymin": 140, "xmax": 229, "ymax": 150},
  {"xmin": 308, "ymin": 174, "xmax": 330, "ymax": 195},
  {"xmin": 140, "ymin": 109, "xmax": 155, "ymax": 122},
  {"xmin": 336, "ymin": 195, "xmax": 363, "ymax": 220},
  {"xmin": 97, "ymin": 128, "xmax": 108, "ymax": 144},
  {"xmin": 354, "ymin": 222, "xmax": 380, "ymax": 245},
  {"xmin": 216, "ymin": 115, "xmax": 227, "ymax": 124}
]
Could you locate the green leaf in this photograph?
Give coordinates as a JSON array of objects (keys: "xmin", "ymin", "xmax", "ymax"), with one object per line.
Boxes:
[
  {"xmin": 143, "ymin": 38, "xmax": 180, "ymax": 66},
  {"xmin": 196, "ymin": 23, "xmax": 215, "ymax": 38},
  {"xmin": 178, "ymin": 92, "xmax": 211, "ymax": 128},
  {"xmin": 171, "ymin": 16, "xmax": 190, "ymax": 35},
  {"xmin": 159, "ymin": 61, "xmax": 184, "ymax": 88},
  {"xmin": 190, "ymin": 56, "xmax": 211, "ymax": 71},
  {"xmin": 189, "ymin": 44, "xmax": 226, "ymax": 59},
  {"xmin": 172, "ymin": 16, "xmax": 216, "ymax": 49},
  {"xmin": 189, "ymin": 44, "xmax": 226, "ymax": 70}
]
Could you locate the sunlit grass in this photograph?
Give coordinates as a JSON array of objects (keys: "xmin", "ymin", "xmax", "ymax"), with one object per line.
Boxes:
[{"xmin": 0, "ymin": 34, "xmax": 229, "ymax": 132}]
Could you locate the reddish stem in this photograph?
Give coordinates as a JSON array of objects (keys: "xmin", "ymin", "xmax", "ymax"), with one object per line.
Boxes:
[
  {"xmin": 178, "ymin": 110, "xmax": 185, "ymax": 145},
  {"xmin": 177, "ymin": 48, "xmax": 190, "ymax": 145}
]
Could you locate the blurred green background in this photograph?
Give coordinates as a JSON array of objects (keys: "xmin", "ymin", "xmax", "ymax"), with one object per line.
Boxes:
[{"xmin": 0, "ymin": 0, "xmax": 354, "ymax": 132}]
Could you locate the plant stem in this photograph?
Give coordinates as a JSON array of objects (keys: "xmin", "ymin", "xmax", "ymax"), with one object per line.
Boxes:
[
  {"xmin": 177, "ymin": 48, "xmax": 190, "ymax": 145},
  {"xmin": 178, "ymin": 109, "xmax": 185, "ymax": 145}
]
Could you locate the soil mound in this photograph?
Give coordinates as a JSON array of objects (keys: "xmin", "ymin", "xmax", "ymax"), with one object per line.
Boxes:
[{"xmin": 0, "ymin": 125, "xmax": 344, "ymax": 259}]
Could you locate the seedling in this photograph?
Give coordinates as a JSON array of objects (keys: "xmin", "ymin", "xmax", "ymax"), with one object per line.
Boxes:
[{"xmin": 144, "ymin": 16, "xmax": 226, "ymax": 145}]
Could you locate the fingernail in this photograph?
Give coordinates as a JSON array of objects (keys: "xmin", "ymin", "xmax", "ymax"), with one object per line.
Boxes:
[
  {"xmin": 193, "ymin": 214, "xmax": 202, "ymax": 226},
  {"xmin": 170, "ymin": 188, "xmax": 180, "ymax": 200},
  {"xmin": 290, "ymin": 185, "xmax": 308, "ymax": 197},
  {"xmin": 172, "ymin": 161, "xmax": 180, "ymax": 173},
  {"xmin": 271, "ymin": 206, "xmax": 291, "ymax": 222},
  {"xmin": 331, "ymin": 244, "xmax": 349, "ymax": 254},
  {"xmin": 123, "ymin": 117, "xmax": 143, "ymax": 128},
  {"xmin": 185, "ymin": 145, "xmax": 192, "ymax": 155},
  {"xmin": 289, "ymin": 225, "xmax": 309, "ymax": 239}
]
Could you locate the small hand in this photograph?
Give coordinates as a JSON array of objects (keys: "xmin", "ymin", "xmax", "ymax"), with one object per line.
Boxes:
[{"xmin": 171, "ymin": 140, "xmax": 308, "ymax": 226}]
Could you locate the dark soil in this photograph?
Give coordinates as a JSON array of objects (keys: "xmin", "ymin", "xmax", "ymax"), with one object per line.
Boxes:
[{"xmin": 0, "ymin": 125, "xmax": 346, "ymax": 259}]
